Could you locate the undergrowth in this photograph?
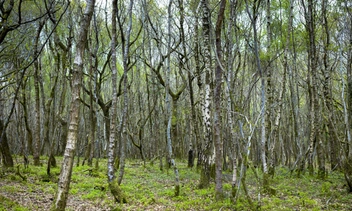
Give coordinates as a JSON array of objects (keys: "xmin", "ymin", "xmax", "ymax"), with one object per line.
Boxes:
[{"xmin": 0, "ymin": 156, "xmax": 352, "ymax": 210}]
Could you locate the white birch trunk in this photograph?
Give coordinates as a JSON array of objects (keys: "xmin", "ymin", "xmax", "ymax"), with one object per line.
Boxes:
[
  {"xmin": 52, "ymin": 1, "xmax": 95, "ymax": 210},
  {"xmin": 198, "ymin": 0, "xmax": 213, "ymax": 189}
]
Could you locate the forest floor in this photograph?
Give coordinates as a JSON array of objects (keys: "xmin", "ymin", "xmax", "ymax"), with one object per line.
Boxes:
[{"xmin": 1, "ymin": 156, "xmax": 352, "ymax": 210}]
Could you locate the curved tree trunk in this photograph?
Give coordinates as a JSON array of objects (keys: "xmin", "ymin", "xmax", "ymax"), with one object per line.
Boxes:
[{"xmin": 51, "ymin": 0, "xmax": 95, "ymax": 210}]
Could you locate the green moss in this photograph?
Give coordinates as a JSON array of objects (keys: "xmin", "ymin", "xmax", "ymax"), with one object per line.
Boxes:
[
  {"xmin": 109, "ymin": 179, "xmax": 127, "ymax": 203},
  {"xmin": 174, "ymin": 184, "xmax": 180, "ymax": 196},
  {"xmin": 2, "ymin": 159, "xmax": 352, "ymax": 210}
]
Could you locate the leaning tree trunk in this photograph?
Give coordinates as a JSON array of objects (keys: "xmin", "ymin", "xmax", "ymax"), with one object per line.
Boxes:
[{"xmin": 51, "ymin": 0, "xmax": 95, "ymax": 210}]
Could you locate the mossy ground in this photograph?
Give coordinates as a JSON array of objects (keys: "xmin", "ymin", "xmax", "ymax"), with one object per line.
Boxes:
[{"xmin": 1, "ymin": 156, "xmax": 352, "ymax": 210}]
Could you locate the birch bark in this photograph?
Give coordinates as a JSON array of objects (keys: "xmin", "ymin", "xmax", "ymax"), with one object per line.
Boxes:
[
  {"xmin": 51, "ymin": 0, "xmax": 95, "ymax": 210},
  {"xmin": 198, "ymin": 0, "xmax": 213, "ymax": 189}
]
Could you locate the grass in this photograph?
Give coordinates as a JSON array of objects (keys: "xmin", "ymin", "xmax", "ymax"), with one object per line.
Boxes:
[{"xmin": 1, "ymin": 156, "xmax": 352, "ymax": 210}]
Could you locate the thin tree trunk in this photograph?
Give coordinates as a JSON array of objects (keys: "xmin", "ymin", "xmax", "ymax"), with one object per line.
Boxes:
[
  {"xmin": 165, "ymin": 0, "xmax": 180, "ymax": 196},
  {"xmin": 245, "ymin": 0, "xmax": 271, "ymax": 193},
  {"xmin": 45, "ymin": 76, "xmax": 58, "ymax": 176},
  {"xmin": 178, "ymin": 0, "xmax": 196, "ymax": 168},
  {"xmin": 265, "ymin": 0, "xmax": 273, "ymax": 177},
  {"xmin": 51, "ymin": 0, "xmax": 95, "ymax": 210},
  {"xmin": 107, "ymin": 0, "xmax": 127, "ymax": 203},
  {"xmin": 322, "ymin": 0, "xmax": 338, "ymax": 171},
  {"xmin": 117, "ymin": 0, "xmax": 134, "ymax": 186},
  {"xmin": 84, "ymin": 22, "xmax": 99, "ymax": 167},
  {"xmin": 33, "ymin": 20, "xmax": 45, "ymax": 166},
  {"xmin": 194, "ymin": 2, "xmax": 203, "ymax": 170},
  {"xmin": 303, "ymin": 0, "xmax": 324, "ymax": 178},
  {"xmin": 20, "ymin": 80, "xmax": 34, "ymax": 155},
  {"xmin": 214, "ymin": 0, "xmax": 226, "ymax": 200},
  {"xmin": 226, "ymin": 0, "xmax": 239, "ymax": 198}
]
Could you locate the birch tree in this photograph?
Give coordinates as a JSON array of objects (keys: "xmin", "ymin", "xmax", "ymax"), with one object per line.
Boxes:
[
  {"xmin": 245, "ymin": 0, "xmax": 272, "ymax": 193},
  {"xmin": 107, "ymin": 0, "xmax": 126, "ymax": 203},
  {"xmin": 198, "ymin": 0, "xmax": 213, "ymax": 189},
  {"xmin": 117, "ymin": 0, "xmax": 134, "ymax": 186},
  {"xmin": 51, "ymin": 0, "xmax": 95, "ymax": 210},
  {"xmin": 214, "ymin": 0, "xmax": 226, "ymax": 200}
]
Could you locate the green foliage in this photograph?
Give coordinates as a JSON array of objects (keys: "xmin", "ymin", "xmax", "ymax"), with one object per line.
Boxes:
[
  {"xmin": 81, "ymin": 189, "xmax": 105, "ymax": 200},
  {"xmin": 321, "ymin": 182, "xmax": 332, "ymax": 197},
  {"xmin": 0, "ymin": 195, "xmax": 30, "ymax": 211},
  {"xmin": 2, "ymin": 159, "xmax": 352, "ymax": 210}
]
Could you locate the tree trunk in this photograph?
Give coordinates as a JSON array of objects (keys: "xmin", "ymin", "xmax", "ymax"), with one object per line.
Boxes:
[
  {"xmin": 322, "ymin": 0, "xmax": 338, "ymax": 171},
  {"xmin": 45, "ymin": 76, "xmax": 58, "ymax": 175},
  {"xmin": 198, "ymin": 0, "xmax": 213, "ymax": 189},
  {"xmin": 20, "ymin": 80, "xmax": 34, "ymax": 155},
  {"xmin": 342, "ymin": 55, "xmax": 352, "ymax": 191},
  {"xmin": 178, "ymin": 0, "xmax": 197, "ymax": 168},
  {"xmin": 344, "ymin": 8, "xmax": 352, "ymax": 192},
  {"xmin": 165, "ymin": 0, "xmax": 180, "ymax": 196},
  {"xmin": 33, "ymin": 20, "xmax": 45, "ymax": 166},
  {"xmin": 245, "ymin": 0, "xmax": 271, "ymax": 193},
  {"xmin": 303, "ymin": 0, "xmax": 324, "ymax": 178},
  {"xmin": 214, "ymin": 0, "xmax": 226, "ymax": 200},
  {"xmin": 266, "ymin": 0, "xmax": 274, "ymax": 177},
  {"xmin": 117, "ymin": 0, "xmax": 134, "ymax": 186},
  {"xmin": 225, "ymin": 0, "xmax": 239, "ymax": 198},
  {"xmin": 194, "ymin": 2, "xmax": 203, "ymax": 170},
  {"xmin": 0, "ymin": 119, "xmax": 14, "ymax": 168},
  {"xmin": 107, "ymin": 0, "xmax": 128, "ymax": 203},
  {"xmin": 51, "ymin": 0, "xmax": 95, "ymax": 210}
]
